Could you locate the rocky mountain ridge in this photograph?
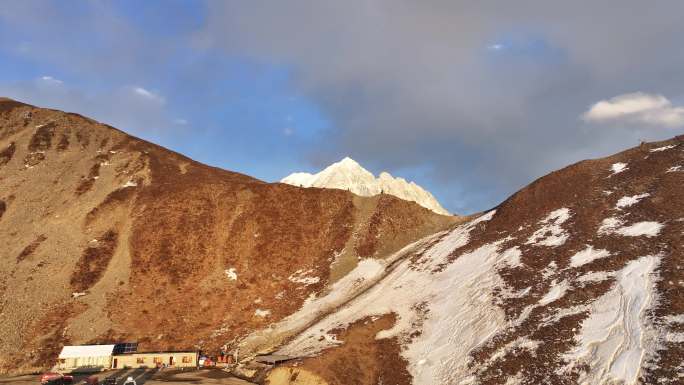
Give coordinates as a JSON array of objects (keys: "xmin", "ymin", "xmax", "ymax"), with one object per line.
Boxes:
[
  {"xmin": 281, "ymin": 157, "xmax": 451, "ymax": 215},
  {"xmin": 252, "ymin": 137, "xmax": 684, "ymax": 385},
  {"xmin": 0, "ymin": 98, "xmax": 457, "ymax": 375}
]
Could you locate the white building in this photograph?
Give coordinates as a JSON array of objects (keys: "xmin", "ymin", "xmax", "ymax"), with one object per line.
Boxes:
[{"xmin": 57, "ymin": 345, "xmax": 115, "ymax": 373}]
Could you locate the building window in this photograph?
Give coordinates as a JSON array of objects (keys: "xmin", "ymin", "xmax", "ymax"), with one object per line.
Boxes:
[
  {"xmin": 153, "ymin": 357, "xmax": 162, "ymax": 364},
  {"xmin": 182, "ymin": 356, "xmax": 192, "ymax": 363},
  {"xmin": 136, "ymin": 357, "xmax": 145, "ymax": 364}
]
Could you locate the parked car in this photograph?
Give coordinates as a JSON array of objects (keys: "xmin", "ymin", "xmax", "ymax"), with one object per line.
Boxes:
[
  {"xmin": 101, "ymin": 375, "xmax": 117, "ymax": 385},
  {"xmin": 39, "ymin": 372, "xmax": 74, "ymax": 385},
  {"xmin": 77, "ymin": 377, "xmax": 98, "ymax": 385},
  {"xmin": 122, "ymin": 376, "xmax": 137, "ymax": 385}
]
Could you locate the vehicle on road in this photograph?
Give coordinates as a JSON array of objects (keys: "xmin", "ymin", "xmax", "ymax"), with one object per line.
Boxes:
[
  {"xmin": 122, "ymin": 376, "xmax": 136, "ymax": 385},
  {"xmin": 39, "ymin": 372, "xmax": 74, "ymax": 385},
  {"xmin": 77, "ymin": 376, "xmax": 98, "ymax": 385}
]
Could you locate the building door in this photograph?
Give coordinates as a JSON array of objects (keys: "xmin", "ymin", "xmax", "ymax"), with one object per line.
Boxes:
[
  {"xmin": 169, "ymin": 356, "xmax": 174, "ymax": 366},
  {"xmin": 113, "ymin": 358, "xmax": 118, "ymax": 369}
]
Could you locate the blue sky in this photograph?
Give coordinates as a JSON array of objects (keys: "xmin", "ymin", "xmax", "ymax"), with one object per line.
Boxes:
[
  {"xmin": 1, "ymin": 1, "xmax": 683, "ymax": 214},
  {"xmin": 0, "ymin": 1, "xmax": 329, "ymax": 180}
]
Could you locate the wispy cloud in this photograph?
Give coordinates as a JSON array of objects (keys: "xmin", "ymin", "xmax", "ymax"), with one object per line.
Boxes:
[
  {"xmin": 132, "ymin": 86, "xmax": 165, "ymax": 104},
  {"xmin": 39, "ymin": 75, "xmax": 63, "ymax": 85},
  {"xmin": 583, "ymin": 92, "xmax": 684, "ymax": 128}
]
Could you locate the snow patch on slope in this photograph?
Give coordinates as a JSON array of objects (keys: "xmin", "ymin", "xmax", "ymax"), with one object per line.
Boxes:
[
  {"xmin": 649, "ymin": 144, "xmax": 676, "ymax": 152},
  {"xmin": 570, "ymin": 245, "xmax": 611, "ymax": 268},
  {"xmin": 610, "ymin": 162, "xmax": 628, "ymax": 175},
  {"xmin": 526, "ymin": 208, "xmax": 571, "ymax": 247},
  {"xmin": 561, "ymin": 255, "xmax": 661, "ymax": 384},
  {"xmin": 599, "ymin": 217, "xmax": 664, "ymax": 237},
  {"xmin": 617, "ymin": 221, "xmax": 664, "ymax": 237},
  {"xmin": 225, "ymin": 268, "xmax": 238, "ymax": 281},
  {"xmin": 281, "ymin": 157, "xmax": 450, "ymax": 215},
  {"xmin": 288, "ymin": 269, "xmax": 321, "ymax": 285},
  {"xmin": 539, "ymin": 280, "xmax": 570, "ymax": 306},
  {"xmin": 616, "ymin": 193, "xmax": 649, "ymax": 209}
]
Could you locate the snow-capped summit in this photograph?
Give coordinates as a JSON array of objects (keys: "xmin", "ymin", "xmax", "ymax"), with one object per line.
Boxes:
[{"xmin": 281, "ymin": 157, "xmax": 451, "ymax": 215}]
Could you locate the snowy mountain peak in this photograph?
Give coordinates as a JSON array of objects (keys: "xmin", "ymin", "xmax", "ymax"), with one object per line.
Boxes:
[
  {"xmin": 338, "ymin": 156, "xmax": 360, "ymax": 166},
  {"xmin": 281, "ymin": 157, "xmax": 451, "ymax": 215}
]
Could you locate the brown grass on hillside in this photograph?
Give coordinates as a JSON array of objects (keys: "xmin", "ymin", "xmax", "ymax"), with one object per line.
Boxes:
[
  {"xmin": 23, "ymin": 152, "xmax": 46, "ymax": 167},
  {"xmin": 85, "ymin": 187, "xmax": 137, "ymax": 225},
  {"xmin": 10, "ymin": 301, "xmax": 88, "ymax": 374},
  {"xmin": 0, "ymin": 142, "xmax": 15, "ymax": 166},
  {"xmin": 16, "ymin": 235, "xmax": 47, "ymax": 263},
  {"xmin": 27, "ymin": 122, "xmax": 55, "ymax": 151},
  {"xmin": 70, "ymin": 230, "xmax": 119, "ymax": 292},
  {"xmin": 75, "ymin": 162, "xmax": 101, "ymax": 195},
  {"xmin": 56, "ymin": 133, "xmax": 70, "ymax": 151},
  {"xmin": 267, "ymin": 314, "xmax": 412, "ymax": 385}
]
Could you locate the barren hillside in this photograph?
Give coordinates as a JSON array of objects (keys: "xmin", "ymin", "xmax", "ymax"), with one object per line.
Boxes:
[
  {"xmin": 255, "ymin": 136, "xmax": 684, "ymax": 385},
  {"xmin": 0, "ymin": 98, "xmax": 458, "ymax": 375}
]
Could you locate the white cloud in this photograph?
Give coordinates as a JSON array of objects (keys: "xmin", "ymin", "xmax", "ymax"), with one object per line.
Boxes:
[
  {"xmin": 583, "ymin": 92, "xmax": 684, "ymax": 128},
  {"xmin": 173, "ymin": 118, "xmax": 188, "ymax": 125},
  {"xmin": 132, "ymin": 86, "xmax": 165, "ymax": 104},
  {"xmin": 39, "ymin": 75, "xmax": 63, "ymax": 85}
]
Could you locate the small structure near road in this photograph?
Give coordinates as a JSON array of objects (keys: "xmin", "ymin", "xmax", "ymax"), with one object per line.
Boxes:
[
  {"xmin": 112, "ymin": 351, "xmax": 198, "ymax": 369},
  {"xmin": 55, "ymin": 342, "xmax": 197, "ymax": 373},
  {"xmin": 57, "ymin": 344, "xmax": 116, "ymax": 373}
]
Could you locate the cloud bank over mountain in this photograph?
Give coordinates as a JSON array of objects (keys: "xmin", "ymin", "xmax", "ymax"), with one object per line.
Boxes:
[
  {"xmin": 201, "ymin": 0, "xmax": 684, "ymax": 212},
  {"xmin": 2, "ymin": 1, "xmax": 684, "ymax": 213}
]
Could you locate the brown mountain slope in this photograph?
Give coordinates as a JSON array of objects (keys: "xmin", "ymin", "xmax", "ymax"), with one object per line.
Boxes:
[
  {"xmin": 0, "ymin": 98, "xmax": 458, "ymax": 374},
  {"xmin": 256, "ymin": 136, "xmax": 683, "ymax": 385}
]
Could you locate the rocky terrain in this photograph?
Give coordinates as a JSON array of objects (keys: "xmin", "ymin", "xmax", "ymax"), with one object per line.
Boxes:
[
  {"xmin": 2, "ymin": 97, "xmax": 682, "ymax": 385},
  {"xmin": 281, "ymin": 157, "xmax": 450, "ymax": 215},
  {"xmin": 253, "ymin": 136, "xmax": 684, "ymax": 384},
  {"xmin": 0, "ymin": 98, "xmax": 458, "ymax": 375}
]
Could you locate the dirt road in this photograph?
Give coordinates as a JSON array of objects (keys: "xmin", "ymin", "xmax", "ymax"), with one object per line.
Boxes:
[{"xmin": 0, "ymin": 368, "xmax": 255, "ymax": 385}]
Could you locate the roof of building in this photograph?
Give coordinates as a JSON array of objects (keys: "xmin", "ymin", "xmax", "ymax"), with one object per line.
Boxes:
[
  {"xmin": 254, "ymin": 354, "xmax": 296, "ymax": 365},
  {"xmin": 59, "ymin": 345, "xmax": 116, "ymax": 358},
  {"xmin": 112, "ymin": 350, "xmax": 197, "ymax": 356},
  {"xmin": 112, "ymin": 342, "xmax": 138, "ymax": 354}
]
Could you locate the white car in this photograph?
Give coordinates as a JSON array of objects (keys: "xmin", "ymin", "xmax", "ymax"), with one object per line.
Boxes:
[{"xmin": 123, "ymin": 377, "xmax": 137, "ymax": 385}]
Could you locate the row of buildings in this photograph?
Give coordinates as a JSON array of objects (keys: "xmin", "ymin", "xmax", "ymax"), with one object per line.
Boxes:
[{"xmin": 56, "ymin": 343, "xmax": 198, "ymax": 373}]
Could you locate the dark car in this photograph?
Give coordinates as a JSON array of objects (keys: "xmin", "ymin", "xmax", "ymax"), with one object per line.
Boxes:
[
  {"xmin": 39, "ymin": 372, "xmax": 74, "ymax": 385},
  {"xmin": 77, "ymin": 376, "xmax": 98, "ymax": 385},
  {"xmin": 101, "ymin": 376, "xmax": 117, "ymax": 385}
]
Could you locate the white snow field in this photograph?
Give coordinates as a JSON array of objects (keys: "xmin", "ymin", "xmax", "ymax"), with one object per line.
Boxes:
[
  {"xmin": 242, "ymin": 204, "xmax": 670, "ymax": 384},
  {"xmin": 561, "ymin": 256, "xmax": 661, "ymax": 384},
  {"xmin": 269, "ymin": 211, "xmax": 504, "ymax": 384}
]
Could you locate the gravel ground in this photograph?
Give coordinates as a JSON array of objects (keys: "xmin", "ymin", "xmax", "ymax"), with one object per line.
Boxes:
[{"xmin": 0, "ymin": 369, "xmax": 254, "ymax": 385}]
